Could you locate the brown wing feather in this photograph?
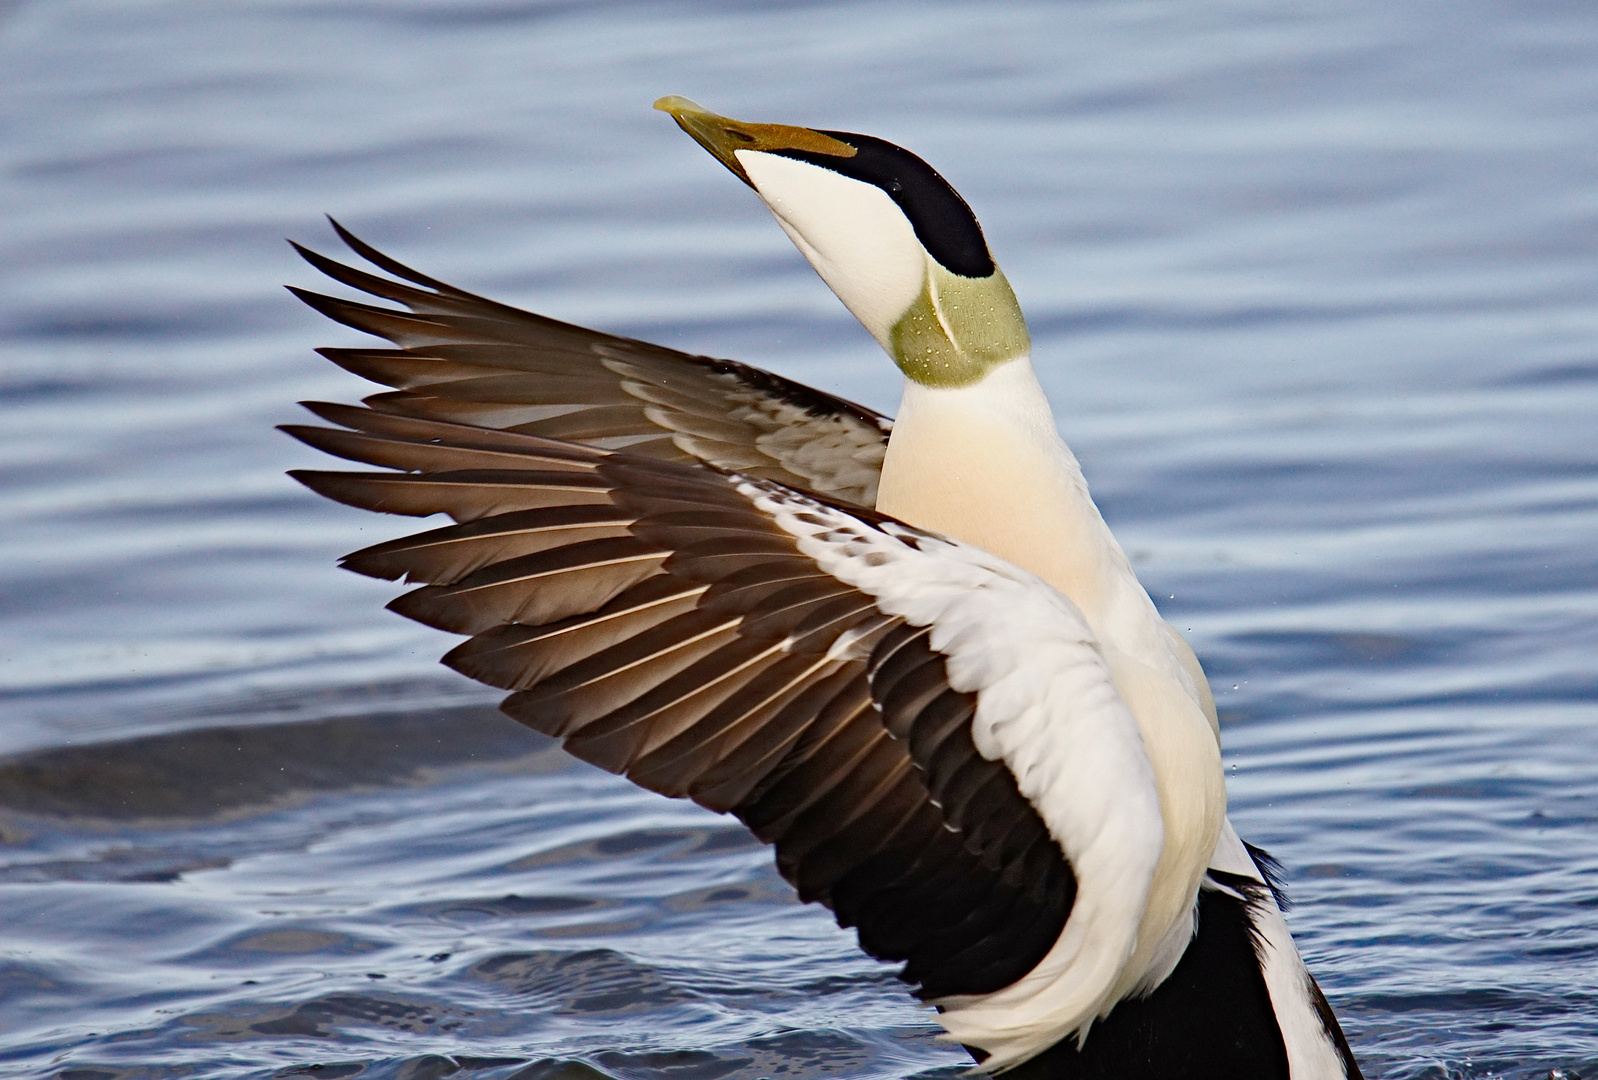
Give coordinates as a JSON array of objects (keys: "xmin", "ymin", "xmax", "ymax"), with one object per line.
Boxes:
[
  {"xmin": 290, "ymin": 222, "xmax": 891, "ymax": 505},
  {"xmin": 282, "ymin": 393, "xmax": 1073, "ymax": 1001}
]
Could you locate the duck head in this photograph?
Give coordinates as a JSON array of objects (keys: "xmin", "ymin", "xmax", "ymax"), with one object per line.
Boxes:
[{"xmin": 655, "ymin": 96, "xmax": 1030, "ymax": 389}]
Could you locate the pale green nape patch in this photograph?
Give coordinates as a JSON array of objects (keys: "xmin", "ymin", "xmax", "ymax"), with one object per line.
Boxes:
[{"xmin": 888, "ymin": 262, "xmax": 1031, "ymax": 387}]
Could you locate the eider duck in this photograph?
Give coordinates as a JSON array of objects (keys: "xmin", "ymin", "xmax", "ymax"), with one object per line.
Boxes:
[{"xmin": 282, "ymin": 97, "xmax": 1362, "ymax": 1079}]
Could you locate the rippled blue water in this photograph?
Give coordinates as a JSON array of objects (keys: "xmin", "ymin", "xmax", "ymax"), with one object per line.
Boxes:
[{"xmin": 3, "ymin": 1, "xmax": 1596, "ymax": 1077}]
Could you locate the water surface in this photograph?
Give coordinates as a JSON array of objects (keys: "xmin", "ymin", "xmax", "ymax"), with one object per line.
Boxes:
[{"xmin": 2, "ymin": 1, "xmax": 1596, "ymax": 1077}]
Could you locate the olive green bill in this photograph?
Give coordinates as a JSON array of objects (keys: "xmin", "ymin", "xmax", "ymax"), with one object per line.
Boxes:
[{"xmin": 654, "ymin": 96, "xmax": 855, "ymax": 187}]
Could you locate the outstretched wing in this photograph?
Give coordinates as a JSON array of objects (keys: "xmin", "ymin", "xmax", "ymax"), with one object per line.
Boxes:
[
  {"xmin": 283, "ymin": 403, "xmax": 1167, "ymax": 1070},
  {"xmin": 288, "ymin": 220, "xmax": 891, "ymax": 507}
]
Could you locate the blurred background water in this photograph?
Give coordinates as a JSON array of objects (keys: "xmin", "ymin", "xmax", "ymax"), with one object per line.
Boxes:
[{"xmin": 2, "ymin": 1, "xmax": 1596, "ymax": 1077}]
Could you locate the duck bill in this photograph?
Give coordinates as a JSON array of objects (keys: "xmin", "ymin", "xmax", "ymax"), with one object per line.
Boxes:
[{"xmin": 653, "ymin": 95, "xmax": 856, "ymax": 188}]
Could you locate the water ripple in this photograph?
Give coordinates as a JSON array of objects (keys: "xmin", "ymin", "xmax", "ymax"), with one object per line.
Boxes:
[{"xmin": 2, "ymin": 0, "xmax": 1595, "ymax": 1077}]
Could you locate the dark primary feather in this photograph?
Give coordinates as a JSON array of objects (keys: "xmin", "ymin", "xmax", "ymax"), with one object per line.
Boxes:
[
  {"xmin": 288, "ymin": 221, "xmax": 892, "ymax": 506},
  {"xmin": 282, "ymin": 399, "xmax": 1074, "ymax": 1001}
]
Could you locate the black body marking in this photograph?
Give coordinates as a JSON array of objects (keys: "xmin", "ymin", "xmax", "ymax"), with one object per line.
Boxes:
[
  {"xmin": 1245, "ymin": 839, "xmax": 1291, "ymax": 911},
  {"xmin": 1000, "ymin": 882, "xmax": 1290, "ymax": 1080},
  {"xmin": 1308, "ymin": 974, "xmax": 1363, "ymax": 1079},
  {"xmin": 775, "ymin": 132, "xmax": 995, "ymax": 278}
]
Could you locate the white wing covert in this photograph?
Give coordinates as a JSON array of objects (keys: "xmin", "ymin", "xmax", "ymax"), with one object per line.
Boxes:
[{"xmin": 751, "ymin": 488, "xmax": 1167, "ymax": 1069}]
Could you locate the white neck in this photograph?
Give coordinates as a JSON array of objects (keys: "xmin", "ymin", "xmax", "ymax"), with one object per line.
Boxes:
[
  {"xmin": 877, "ymin": 358, "xmax": 1227, "ymax": 1018},
  {"xmin": 876, "ymin": 358, "xmax": 1142, "ymax": 634}
]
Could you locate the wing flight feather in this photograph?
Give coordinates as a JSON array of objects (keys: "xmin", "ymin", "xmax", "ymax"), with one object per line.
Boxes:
[
  {"xmin": 290, "ymin": 222, "xmax": 891, "ymax": 505},
  {"xmin": 286, "ymin": 228, "xmax": 1172, "ymax": 1065},
  {"xmin": 284, "ymin": 399, "xmax": 1169, "ymax": 1069}
]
